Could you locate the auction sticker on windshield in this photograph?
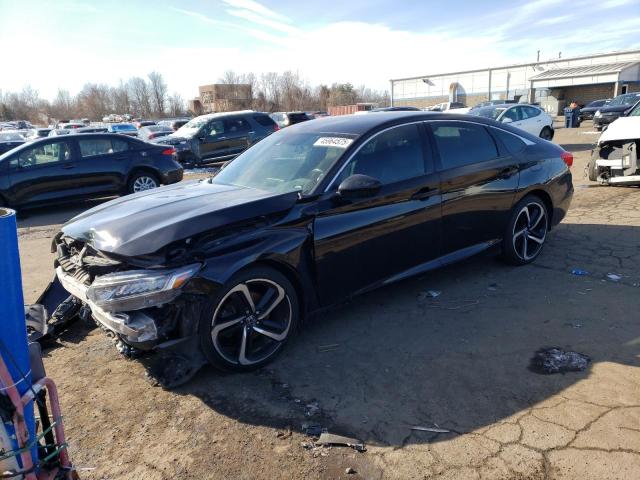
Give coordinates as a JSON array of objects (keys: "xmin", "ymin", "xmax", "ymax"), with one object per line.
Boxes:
[{"xmin": 313, "ymin": 137, "xmax": 353, "ymax": 148}]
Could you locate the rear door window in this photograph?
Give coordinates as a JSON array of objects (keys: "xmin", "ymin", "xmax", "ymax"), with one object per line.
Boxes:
[
  {"xmin": 224, "ymin": 118, "xmax": 251, "ymax": 134},
  {"xmin": 522, "ymin": 106, "xmax": 541, "ymax": 119},
  {"xmin": 79, "ymin": 138, "xmax": 129, "ymax": 157},
  {"xmin": 431, "ymin": 122, "xmax": 499, "ymax": 169},
  {"xmin": 253, "ymin": 114, "xmax": 276, "ymax": 127}
]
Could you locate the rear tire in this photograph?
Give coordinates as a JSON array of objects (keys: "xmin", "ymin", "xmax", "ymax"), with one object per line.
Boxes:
[
  {"xmin": 502, "ymin": 195, "xmax": 549, "ymax": 266},
  {"xmin": 198, "ymin": 266, "xmax": 299, "ymax": 372},
  {"xmin": 127, "ymin": 172, "xmax": 159, "ymax": 194},
  {"xmin": 587, "ymin": 156, "xmax": 599, "ymax": 182}
]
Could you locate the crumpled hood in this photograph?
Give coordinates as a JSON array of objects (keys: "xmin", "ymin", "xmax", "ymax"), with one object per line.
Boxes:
[
  {"xmin": 597, "ymin": 117, "xmax": 640, "ymax": 144},
  {"xmin": 152, "ymin": 135, "xmax": 190, "ymax": 145},
  {"xmin": 62, "ymin": 180, "xmax": 299, "ymax": 257}
]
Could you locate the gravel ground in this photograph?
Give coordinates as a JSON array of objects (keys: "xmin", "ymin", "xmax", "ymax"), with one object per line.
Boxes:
[{"xmin": 16, "ymin": 120, "xmax": 640, "ymax": 479}]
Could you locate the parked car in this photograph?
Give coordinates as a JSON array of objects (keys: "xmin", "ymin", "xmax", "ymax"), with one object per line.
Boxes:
[
  {"xmin": 154, "ymin": 111, "xmax": 279, "ymax": 166},
  {"xmin": 469, "ymin": 103, "xmax": 554, "ymax": 140},
  {"xmin": 578, "ymin": 99, "xmax": 610, "ymax": 121},
  {"xmin": 0, "ymin": 132, "xmax": 25, "ymax": 155},
  {"xmin": 75, "ymin": 127, "xmax": 108, "ymax": 134},
  {"xmin": 138, "ymin": 125, "xmax": 173, "ymax": 141},
  {"xmin": 428, "ymin": 102, "xmax": 465, "ymax": 112},
  {"xmin": 0, "ymin": 133, "xmax": 183, "ymax": 208},
  {"xmin": 59, "ymin": 122, "xmax": 84, "ymax": 130},
  {"xmin": 269, "ymin": 112, "xmax": 310, "ymax": 128},
  {"xmin": 157, "ymin": 118, "xmax": 190, "ymax": 131},
  {"xmin": 107, "ymin": 123, "xmax": 139, "ymax": 137},
  {"xmin": 24, "ymin": 128, "xmax": 52, "ymax": 141},
  {"xmin": 369, "ymin": 106, "xmax": 422, "ymax": 112},
  {"xmin": 588, "ymin": 100, "xmax": 640, "ymax": 185},
  {"xmin": 48, "ymin": 129, "xmax": 71, "ymax": 137},
  {"xmin": 593, "ymin": 93, "xmax": 640, "ymax": 130},
  {"xmin": 471, "ymin": 100, "xmax": 518, "ymax": 110},
  {"xmin": 46, "ymin": 111, "xmax": 573, "ymax": 383},
  {"xmin": 134, "ymin": 120, "xmax": 156, "ymax": 129}
]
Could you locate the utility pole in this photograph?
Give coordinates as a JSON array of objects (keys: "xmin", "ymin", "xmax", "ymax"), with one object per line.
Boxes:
[{"xmin": 537, "ymin": 50, "xmax": 540, "ymax": 63}]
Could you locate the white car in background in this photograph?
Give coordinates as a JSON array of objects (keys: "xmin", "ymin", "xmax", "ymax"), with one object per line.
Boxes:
[{"xmin": 469, "ymin": 104, "xmax": 554, "ymax": 140}]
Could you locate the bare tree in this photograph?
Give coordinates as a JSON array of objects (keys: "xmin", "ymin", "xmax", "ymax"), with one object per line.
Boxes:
[
  {"xmin": 77, "ymin": 83, "xmax": 111, "ymax": 120},
  {"xmin": 127, "ymin": 77, "xmax": 152, "ymax": 117},
  {"xmin": 111, "ymin": 81, "xmax": 130, "ymax": 115},
  {"xmin": 168, "ymin": 92, "xmax": 185, "ymax": 116},
  {"xmin": 148, "ymin": 71, "xmax": 168, "ymax": 116},
  {"xmin": 50, "ymin": 89, "xmax": 74, "ymax": 120}
]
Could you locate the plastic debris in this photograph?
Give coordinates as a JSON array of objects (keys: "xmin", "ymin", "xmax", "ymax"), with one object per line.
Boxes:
[
  {"xmin": 564, "ymin": 322, "xmax": 583, "ymax": 328},
  {"xmin": 571, "ymin": 269, "xmax": 589, "ymax": 276},
  {"xmin": 530, "ymin": 347, "xmax": 590, "ymax": 374},
  {"xmin": 302, "ymin": 423, "xmax": 325, "ymax": 437},
  {"xmin": 411, "ymin": 426, "xmax": 451, "ymax": 433},
  {"xmin": 316, "ymin": 432, "xmax": 366, "ymax": 452},
  {"xmin": 606, "ymin": 273, "xmax": 622, "ymax": 282}
]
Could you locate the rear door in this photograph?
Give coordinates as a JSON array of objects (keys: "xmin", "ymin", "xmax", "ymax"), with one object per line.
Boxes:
[
  {"xmin": 7, "ymin": 139, "xmax": 76, "ymax": 205},
  {"xmin": 428, "ymin": 120, "xmax": 520, "ymax": 254},
  {"xmin": 314, "ymin": 122, "xmax": 442, "ymax": 305},
  {"xmin": 223, "ymin": 118, "xmax": 252, "ymax": 156},
  {"xmin": 74, "ymin": 136, "xmax": 132, "ymax": 194}
]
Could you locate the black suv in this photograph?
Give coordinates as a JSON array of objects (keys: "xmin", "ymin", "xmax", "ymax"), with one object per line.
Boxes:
[
  {"xmin": 0, "ymin": 133, "xmax": 183, "ymax": 208},
  {"xmin": 155, "ymin": 111, "xmax": 278, "ymax": 167},
  {"xmin": 593, "ymin": 93, "xmax": 640, "ymax": 130},
  {"xmin": 578, "ymin": 99, "xmax": 610, "ymax": 121}
]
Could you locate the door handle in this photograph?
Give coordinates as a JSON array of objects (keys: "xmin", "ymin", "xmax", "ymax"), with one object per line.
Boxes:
[
  {"xmin": 411, "ymin": 186, "xmax": 438, "ymax": 201},
  {"xmin": 218, "ymin": 136, "xmax": 227, "ymax": 140},
  {"xmin": 499, "ymin": 166, "xmax": 518, "ymax": 179},
  {"xmin": 61, "ymin": 164, "xmax": 75, "ymax": 169}
]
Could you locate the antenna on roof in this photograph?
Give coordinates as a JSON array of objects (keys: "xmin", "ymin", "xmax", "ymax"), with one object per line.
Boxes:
[{"xmin": 537, "ymin": 50, "xmax": 540, "ymax": 63}]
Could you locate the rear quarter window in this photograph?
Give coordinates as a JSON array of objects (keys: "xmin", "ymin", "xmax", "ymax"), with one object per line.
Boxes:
[
  {"xmin": 253, "ymin": 115, "xmax": 277, "ymax": 127},
  {"xmin": 490, "ymin": 128, "xmax": 526, "ymax": 154}
]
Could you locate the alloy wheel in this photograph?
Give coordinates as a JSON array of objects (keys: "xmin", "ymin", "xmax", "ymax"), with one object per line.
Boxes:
[
  {"xmin": 512, "ymin": 202, "xmax": 547, "ymax": 261},
  {"xmin": 132, "ymin": 176, "xmax": 158, "ymax": 192},
  {"xmin": 210, "ymin": 278, "xmax": 292, "ymax": 366}
]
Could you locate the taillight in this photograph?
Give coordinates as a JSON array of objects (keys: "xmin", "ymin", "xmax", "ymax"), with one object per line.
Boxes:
[
  {"xmin": 561, "ymin": 151, "xmax": 573, "ymax": 167},
  {"xmin": 273, "ymin": 124, "xmax": 280, "ymax": 131},
  {"xmin": 161, "ymin": 147, "xmax": 176, "ymax": 156}
]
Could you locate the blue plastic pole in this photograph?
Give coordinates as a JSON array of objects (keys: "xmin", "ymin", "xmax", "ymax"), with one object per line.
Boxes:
[{"xmin": 0, "ymin": 208, "xmax": 37, "ymax": 466}]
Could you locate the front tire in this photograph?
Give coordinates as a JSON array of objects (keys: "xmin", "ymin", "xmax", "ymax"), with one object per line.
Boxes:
[
  {"xmin": 198, "ymin": 266, "xmax": 299, "ymax": 372},
  {"xmin": 502, "ymin": 195, "xmax": 549, "ymax": 265}
]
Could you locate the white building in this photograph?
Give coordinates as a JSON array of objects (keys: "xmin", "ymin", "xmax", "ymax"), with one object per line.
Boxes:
[{"xmin": 390, "ymin": 49, "xmax": 640, "ymax": 114}]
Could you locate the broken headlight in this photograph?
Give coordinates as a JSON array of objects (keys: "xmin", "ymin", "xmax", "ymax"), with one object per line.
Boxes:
[{"xmin": 86, "ymin": 264, "xmax": 201, "ymax": 312}]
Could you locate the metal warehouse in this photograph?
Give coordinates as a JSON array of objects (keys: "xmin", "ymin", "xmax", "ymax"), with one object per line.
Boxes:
[{"xmin": 390, "ymin": 49, "xmax": 640, "ymax": 114}]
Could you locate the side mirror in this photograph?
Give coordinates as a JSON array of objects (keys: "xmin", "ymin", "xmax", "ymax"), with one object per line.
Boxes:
[
  {"xmin": 337, "ymin": 174, "xmax": 382, "ymax": 199},
  {"xmin": 501, "ymin": 117, "xmax": 513, "ymax": 123}
]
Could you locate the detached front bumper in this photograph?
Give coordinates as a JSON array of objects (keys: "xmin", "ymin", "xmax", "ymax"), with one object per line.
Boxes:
[{"xmin": 56, "ymin": 266, "xmax": 159, "ymax": 344}]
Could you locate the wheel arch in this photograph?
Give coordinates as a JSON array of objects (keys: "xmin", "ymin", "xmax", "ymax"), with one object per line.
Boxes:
[
  {"xmin": 126, "ymin": 166, "xmax": 161, "ymax": 185},
  {"xmin": 520, "ymin": 188, "xmax": 554, "ymax": 229}
]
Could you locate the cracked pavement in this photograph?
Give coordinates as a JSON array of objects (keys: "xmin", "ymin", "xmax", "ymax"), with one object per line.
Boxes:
[{"xmin": 17, "ymin": 122, "xmax": 640, "ymax": 479}]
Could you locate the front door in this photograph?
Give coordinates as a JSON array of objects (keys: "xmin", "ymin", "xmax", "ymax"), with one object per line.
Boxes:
[
  {"xmin": 427, "ymin": 120, "xmax": 520, "ymax": 255},
  {"xmin": 7, "ymin": 140, "xmax": 76, "ymax": 205},
  {"xmin": 314, "ymin": 122, "xmax": 442, "ymax": 306}
]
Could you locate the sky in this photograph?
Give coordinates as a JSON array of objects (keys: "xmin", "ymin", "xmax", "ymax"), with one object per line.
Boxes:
[{"xmin": 1, "ymin": 0, "xmax": 639, "ymax": 100}]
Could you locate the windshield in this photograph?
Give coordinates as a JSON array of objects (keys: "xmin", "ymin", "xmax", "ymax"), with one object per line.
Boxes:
[
  {"xmin": 0, "ymin": 132, "xmax": 24, "ymax": 141},
  {"xmin": 608, "ymin": 94, "xmax": 640, "ymax": 106},
  {"xmin": 212, "ymin": 131, "xmax": 355, "ymax": 195},
  {"xmin": 468, "ymin": 106, "xmax": 506, "ymax": 120},
  {"xmin": 174, "ymin": 117, "xmax": 209, "ymax": 136}
]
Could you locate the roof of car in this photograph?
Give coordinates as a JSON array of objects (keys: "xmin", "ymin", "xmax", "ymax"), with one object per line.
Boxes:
[
  {"xmin": 283, "ymin": 111, "xmax": 505, "ymax": 136},
  {"xmin": 194, "ymin": 110, "xmax": 257, "ymax": 121}
]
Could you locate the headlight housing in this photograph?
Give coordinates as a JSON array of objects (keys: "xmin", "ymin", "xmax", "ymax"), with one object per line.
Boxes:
[
  {"xmin": 595, "ymin": 110, "xmax": 601, "ymax": 117},
  {"xmin": 86, "ymin": 263, "xmax": 201, "ymax": 312}
]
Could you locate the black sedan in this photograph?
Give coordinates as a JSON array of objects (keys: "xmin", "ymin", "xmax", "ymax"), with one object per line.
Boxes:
[
  {"xmin": 0, "ymin": 133, "xmax": 183, "ymax": 208},
  {"xmin": 0, "ymin": 132, "xmax": 26, "ymax": 154},
  {"xmin": 593, "ymin": 92, "xmax": 640, "ymax": 130},
  {"xmin": 578, "ymin": 99, "xmax": 610, "ymax": 121},
  {"xmin": 49, "ymin": 112, "xmax": 573, "ymax": 384}
]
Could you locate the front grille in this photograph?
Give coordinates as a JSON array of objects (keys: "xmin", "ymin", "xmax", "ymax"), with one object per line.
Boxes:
[{"xmin": 55, "ymin": 237, "xmax": 123, "ymax": 285}]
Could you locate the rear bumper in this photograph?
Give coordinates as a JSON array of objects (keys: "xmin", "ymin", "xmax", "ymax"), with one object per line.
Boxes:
[{"xmin": 161, "ymin": 167, "xmax": 183, "ymax": 185}]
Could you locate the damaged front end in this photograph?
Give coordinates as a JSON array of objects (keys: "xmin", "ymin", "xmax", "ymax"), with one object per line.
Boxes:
[
  {"xmin": 42, "ymin": 234, "xmax": 210, "ymax": 384},
  {"xmin": 590, "ymin": 140, "xmax": 640, "ymax": 185}
]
